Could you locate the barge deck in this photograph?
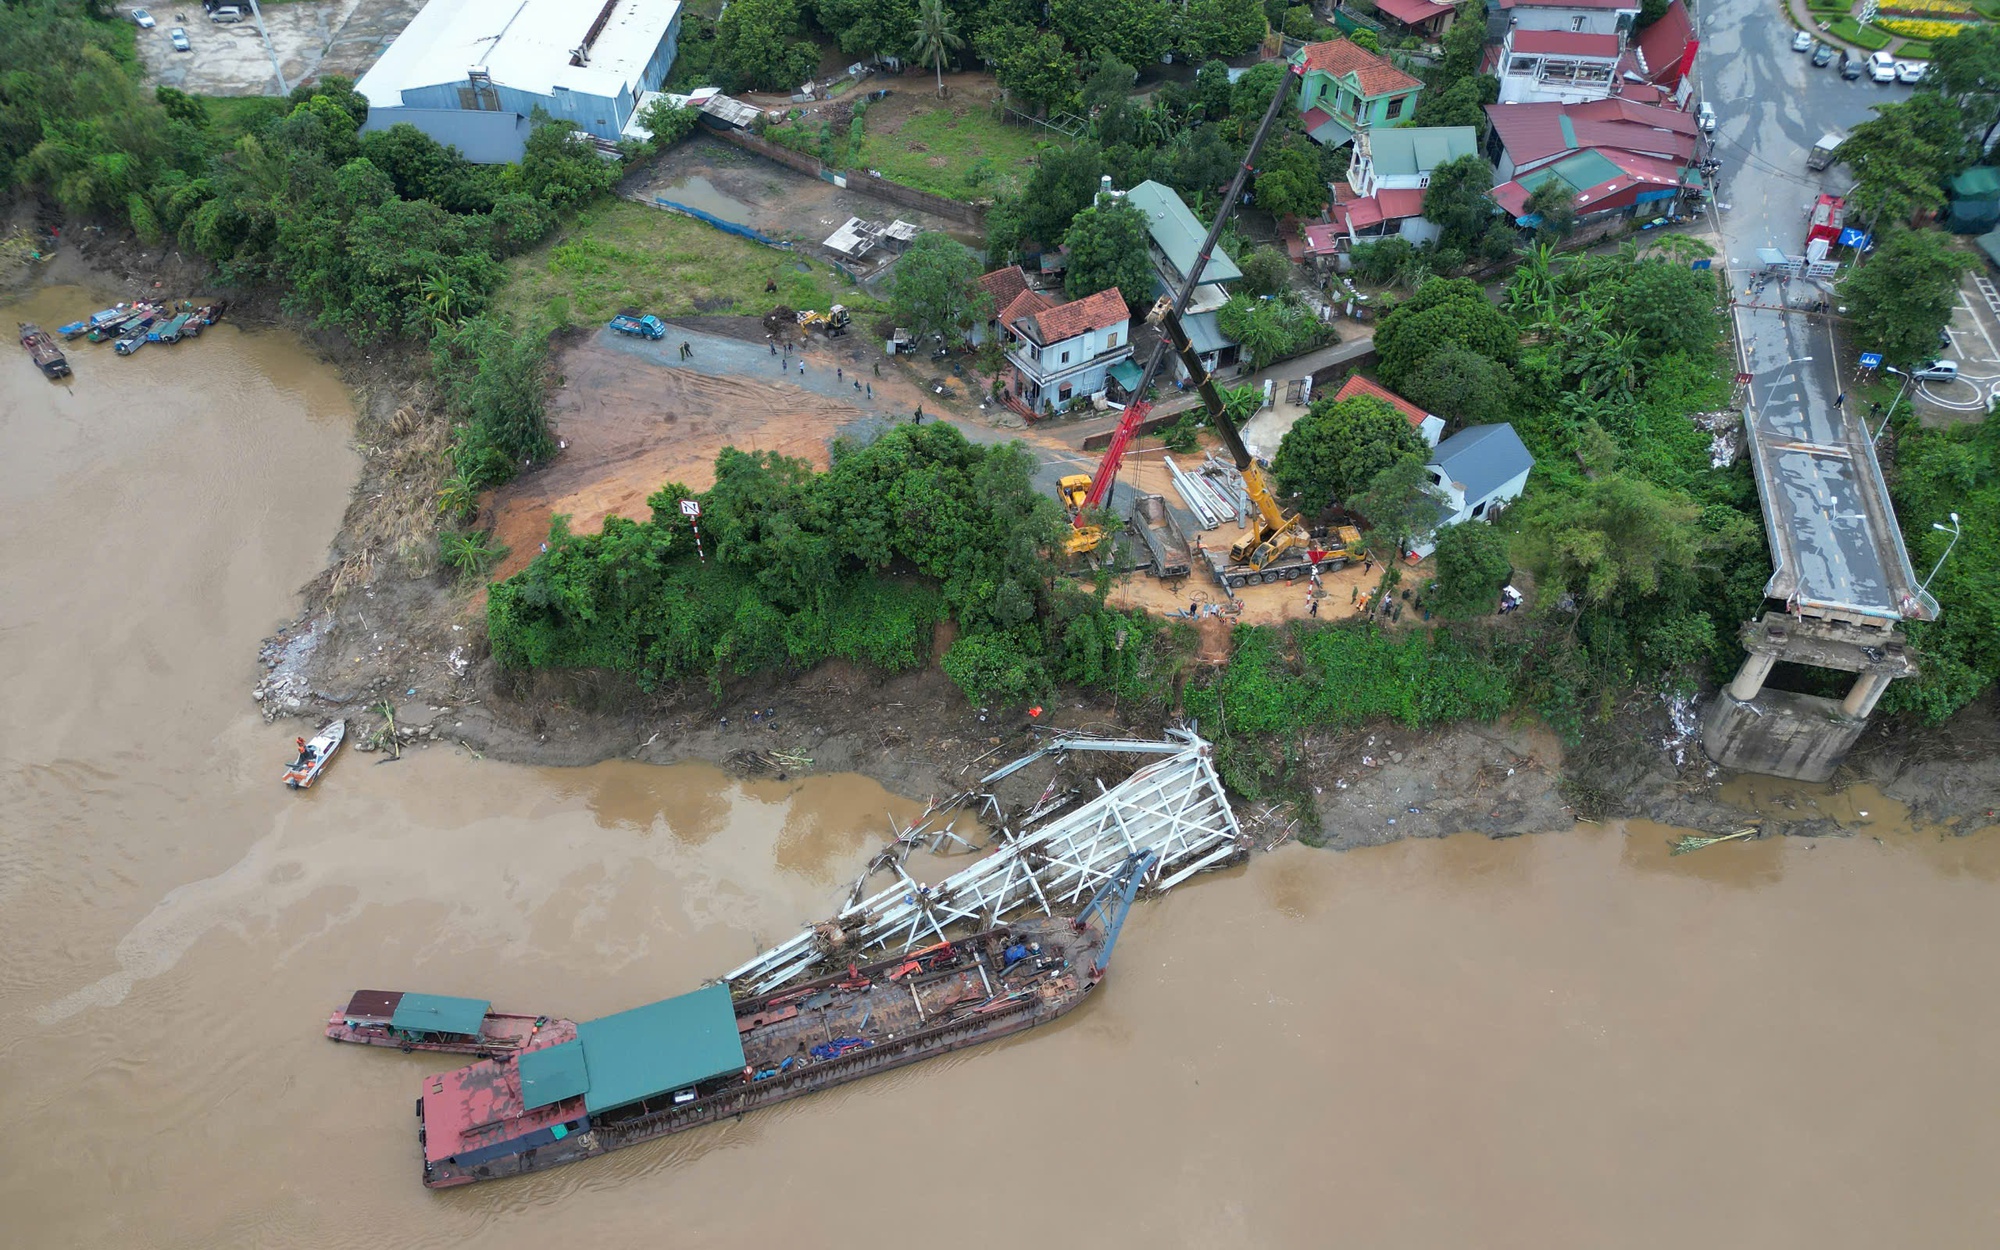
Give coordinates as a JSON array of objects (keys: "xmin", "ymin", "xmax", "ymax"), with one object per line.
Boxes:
[{"xmin": 414, "ymin": 854, "xmax": 1152, "ymax": 1188}]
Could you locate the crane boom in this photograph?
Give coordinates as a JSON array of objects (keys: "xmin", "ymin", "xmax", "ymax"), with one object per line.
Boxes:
[
  {"xmin": 1068, "ymin": 61, "xmax": 1305, "ymax": 519},
  {"xmin": 1073, "ymin": 850, "xmax": 1157, "ymax": 980}
]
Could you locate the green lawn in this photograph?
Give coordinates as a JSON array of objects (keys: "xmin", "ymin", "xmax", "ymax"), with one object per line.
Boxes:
[
  {"xmin": 495, "ymin": 198, "xmax": 875, "ymax": 329},
  {"xmin": 1897, "ymin": 39, "xmax": 1935, "ymax": 57},
  {"xmin": 201, "ymin": 94, "xmax": 288, "ymax": 140},
  {"xmin": 850, "ymin": 100, "xmax": 1054, "ymax": 200},
  {"xmin": 1805, "ymin": 0, "xmax": 1850, "ymax": 12},
  {"xmin": 1829, "ymin": 16, "xmax": 1896, "ymax": 47}
]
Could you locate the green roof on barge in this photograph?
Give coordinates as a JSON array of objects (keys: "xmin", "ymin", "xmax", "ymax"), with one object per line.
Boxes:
[
  {"xmin": 517, "ymin": 984, "xmax": 745, "ymax": 1113},
  {"xmin": 389, "ymin": 993, "xmax": 490, "ymax": 1036}
]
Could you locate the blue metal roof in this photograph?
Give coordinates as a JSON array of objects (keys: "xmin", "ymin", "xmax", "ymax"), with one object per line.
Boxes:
[{"xmin": 389, "ymin": 993, "xmax": 489, "ymax": 1036}]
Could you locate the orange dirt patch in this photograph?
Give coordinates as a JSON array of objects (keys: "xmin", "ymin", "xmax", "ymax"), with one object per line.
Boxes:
[{"xmin": 484, "ymin": 339, "xmax": 876, "ymax": 582}]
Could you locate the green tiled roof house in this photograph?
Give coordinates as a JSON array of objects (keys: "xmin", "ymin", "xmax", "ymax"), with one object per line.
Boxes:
[{"xmin": 1289, "ymin": 38, "xmax": 1424, "ymax": 148}]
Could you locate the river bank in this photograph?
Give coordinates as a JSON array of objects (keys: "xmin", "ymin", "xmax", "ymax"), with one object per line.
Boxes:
[{"xmin": 15, "ymin": 223, "xmax": 1991, "ymax": 850}]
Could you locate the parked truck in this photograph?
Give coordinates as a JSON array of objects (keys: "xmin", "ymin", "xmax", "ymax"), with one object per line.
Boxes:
[
  {"xmin": 1807, "ymin": 131, "xmax": 1845, "ymax": 172},
  {"xmin": 608, "ymin": 313, "xmax": 666, "ymax": 339}
]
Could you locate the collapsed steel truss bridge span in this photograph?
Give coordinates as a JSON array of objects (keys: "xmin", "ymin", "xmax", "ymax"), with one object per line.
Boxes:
[{"xmin": 725, "ymin": 730, "xmax": 1244, "ymax": 996}]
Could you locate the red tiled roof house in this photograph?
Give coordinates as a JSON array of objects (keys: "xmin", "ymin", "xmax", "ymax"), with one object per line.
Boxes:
[
  {"xmin": 1289, "ymin": 38, "xmax": 1424, "ymax": 148},
  {"xmin": 976, "ymin": 266, "xmax": 1134, "ymax": 413}
]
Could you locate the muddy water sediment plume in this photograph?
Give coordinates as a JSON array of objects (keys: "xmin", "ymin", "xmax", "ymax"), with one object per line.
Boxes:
[{"xmin": 6, "ymin": 282, "xmax": 2000, "ymax": 1247}]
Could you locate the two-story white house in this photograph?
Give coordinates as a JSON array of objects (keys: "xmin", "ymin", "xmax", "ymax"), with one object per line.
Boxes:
[
  {"xmin": 1408, "ymin": 422, "xmax": 1535, "ymax": 558},
  {"xmin": 1332, "ymin": 125, "xmax": 1481, "ymax": 246},
  {"xmin": 976, "ymin": 266, "xmax": 1133, "ymax": 413}
]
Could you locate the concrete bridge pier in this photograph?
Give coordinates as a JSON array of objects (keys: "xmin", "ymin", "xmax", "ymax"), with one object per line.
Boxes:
[{"xmin": 1701, "ymin": 614, "xmax": 1917, "ymax": 784}]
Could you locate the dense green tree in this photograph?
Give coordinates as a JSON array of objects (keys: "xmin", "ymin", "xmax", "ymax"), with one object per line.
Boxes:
[
  {"xmin": 1429, "ymin": 520, "xmax": 1513, "ymax": 618},
  {"xmin": 1063, "ymin": 199, "xmax": 1154, "ymax": 305},
  {"xmin": 1841, "ymin": 96, "xmax": 1962, "ymax": 229},
  {"xmin": 1049, "ymin": 0, "xmax": 1172, "ymax": 66},
  {"xmin": 1216, "ymin": 292, "xmax": 1324, "ymax": 368},
  {"xmin": 1273, "ymin": 393, "xmax": 1429, "ymax": 508},
  {"xmin": 1164, "ymin": 125, "xmax": 1237, "ymax": 200},
  {"xmin": 1435, "ymin": 0, "xmax": 1488, "ymax": 82},
  {"xmin": 909, "ymin": 0, "xmax": 965, "ymax": 95},
  {"xmin": 1081, "ymin": 53, "xmax": 1140, "ymax": 114},
  {"xmin": 1194, "ymin": 59, "xmax": 1235, "ymax": 120},
  {"xmin": 892, "ymin": 233, "xmax": 992, "ymax": 345},
  {"xmin": 979, "ymin": 24, "xmax": 1075, "ymax": 115},
  {"xmin": 1399, "ymin": 344, "xmax": 1514, "ymax": 426},
  {"xmin": 1237, "ymin": 245, "xmax": 1293, "ymax": 298},
  {"xmin": 1411, "ymin": 73, "xmax": 1498, "ymax": 132},
  {"xmin": 1922, "ymin": 22, "xmax": 2000, "ymax": 151},
  {"xmin": 635, "ymin": 99, "xmax": 702, "ymax": 153},
  {"xmin": 1880, "ymin": 415, "xmax": 2000, "ymax": 721},
  {"xmin": 513, "ymin": 122, "xmax": 620, "ymax": 210},
  {"xmin": 714, "ymin": 0, "xmax": 819, "ymax": 91},
  {"xmin": 1252, "ymin": 134, "xmax": 1327, "ymax": 219},
  {"xmin": 1598, "ymin": 259, "xmax": 1717, "ymax": 361},
  {"xmin": 812, "ymin": 0, "xmax": 918, "ymax": 61},
  {"xmin": 1177, "ymin": 0, "xmax": 1266, "ymax": 62},
  {"xmin": 1017, "ymin": 144, "xmax": 1106, "ymax": 247},
  {"xmin": 1421, "ymin": 154, "xmax": 1496, "ymax": 254},
  {"xmin": 1373, "ymin": 276, "xmax": 1519, "ymax": 391},
  {"xmin": 1510, "ymin": 472, "xmax": 1703, "ymax": 609},
  {"xmin": 1228, "ymin": 61, "xmax": 1286, "ymax": 133},
  {"xmin": 1522, "ymin": 179, "xmax": 1574, "ymax": 236},
  {"xmin": 432, "ymin": 315, "xmax": 556, "ymax": 485},
  {"xmin": 1839, "ymin": 228, "xmax": 1975, "ymax": 368},
  {"xmin": 1350, "ymin": 457, "xmax": 1448, "ymax": 556}
]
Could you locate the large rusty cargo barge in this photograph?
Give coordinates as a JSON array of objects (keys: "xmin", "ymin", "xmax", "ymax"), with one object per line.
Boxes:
[{"xmin": 414, "ymin": 857, "xmax": 1149, "ymax": 1188}]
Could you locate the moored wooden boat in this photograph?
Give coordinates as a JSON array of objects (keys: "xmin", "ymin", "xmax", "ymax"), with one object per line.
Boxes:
[
  {"xmin": 18, "ymin": 323, "xmax": 70, "ymax": 379},
  {"xmin": 326, "ymin": 991, "xmax": 576, "ymax": 1057}
]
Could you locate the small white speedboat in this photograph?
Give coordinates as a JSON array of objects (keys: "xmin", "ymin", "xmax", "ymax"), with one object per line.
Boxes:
[{"xmin": 282, "ymin": 720, "xmax": 345, "ymax": 790}]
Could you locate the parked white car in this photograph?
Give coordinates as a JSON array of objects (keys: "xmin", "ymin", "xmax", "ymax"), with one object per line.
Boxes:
[
  {"xmin": 169, "ymin": 26, "xmax": 190, "ymax": 52},
  {"xmin": 1869, "ymin": 50, "xmax": 1899, "ymax": 82},
  {"xmin": 1697, "ymin": 101, "xmax": 1717, "ymax": 133},
  {"xmin": 1792, "ymin": 30, "xmax": 1814, "ymax": 52},
  {"xmin": 1897, "ymin": 60, "xmax": 1928, "ymax": 84},
  {"xmin": 131, "ymin": 8, "xmax": 155, "ymax": 27}
]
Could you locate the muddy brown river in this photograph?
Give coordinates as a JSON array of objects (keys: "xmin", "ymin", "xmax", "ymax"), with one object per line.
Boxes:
[{"xmin": 4, "ymin": 284, "xmax": 1997, "ymax": 1248}]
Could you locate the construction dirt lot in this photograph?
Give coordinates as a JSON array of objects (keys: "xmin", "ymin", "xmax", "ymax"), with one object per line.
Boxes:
[
  {"xmin": 131, "ymin": 0, "xmax": 422, "ymax": 96},
  {"xmin": 626, "ymin": 135, "xmax": 981, "ymax": 256},
  {"xmin": 485, "ymin": 315, "xmax": 1436, "ymax": 634}
]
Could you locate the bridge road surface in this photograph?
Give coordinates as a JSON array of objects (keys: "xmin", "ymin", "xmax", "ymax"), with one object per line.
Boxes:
[{"xmin": 1691, "ymin": 1, "xmax": 1930, "ymax": 621}]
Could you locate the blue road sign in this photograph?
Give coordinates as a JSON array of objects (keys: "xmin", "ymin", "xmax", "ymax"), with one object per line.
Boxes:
[
  {"xmin": 1859, "ymin": 352, "xmax": 1884, "ymax": 370},
  {"xmin": 1690, "ymin": 258, "xmax": 1712, "ymax": 270},
  {"xmin": 1838, "ymin": 227, "xmax": 1873, "ymax": 250}
]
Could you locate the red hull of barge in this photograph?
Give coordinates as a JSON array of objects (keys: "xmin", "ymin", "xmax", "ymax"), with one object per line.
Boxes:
[{"xmin": 417, "ymin": 915, "xmax": 1107, "ymax": 1188}]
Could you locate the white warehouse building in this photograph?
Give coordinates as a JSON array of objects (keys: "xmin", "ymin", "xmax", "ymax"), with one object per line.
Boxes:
[{"xmin": 356, "ymin": 0, "xmax": 684, "ymax": 164}]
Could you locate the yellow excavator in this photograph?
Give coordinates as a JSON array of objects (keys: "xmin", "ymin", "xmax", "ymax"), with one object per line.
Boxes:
[{"xmin": 1057, "ymin": 61, "xmax": 1361, "ymax": 582}]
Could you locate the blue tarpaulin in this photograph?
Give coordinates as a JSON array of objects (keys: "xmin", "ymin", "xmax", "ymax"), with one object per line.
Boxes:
[{"xmin": 654, "ymin": 198, "xmax": 792, "ymax": 250}]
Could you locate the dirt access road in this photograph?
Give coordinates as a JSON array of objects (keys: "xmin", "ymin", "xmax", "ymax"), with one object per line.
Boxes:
[
  {"xmin": 130, "ymin": 0, "xmax": 421, "ymax": 95},
  {"xmin": 486, "ymin": 320, "xmax": 971, "ymax": 581}
]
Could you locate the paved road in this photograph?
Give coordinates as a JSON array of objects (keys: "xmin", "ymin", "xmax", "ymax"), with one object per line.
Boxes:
[{"xmin": 1693, "ymin": 2, "xmax": 1931, "ymax": 620}]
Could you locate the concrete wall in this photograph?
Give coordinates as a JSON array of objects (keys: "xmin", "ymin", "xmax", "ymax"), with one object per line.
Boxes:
[{"xmin": 707, "ymin": 127, "xmax": 987, "ymax": 228}]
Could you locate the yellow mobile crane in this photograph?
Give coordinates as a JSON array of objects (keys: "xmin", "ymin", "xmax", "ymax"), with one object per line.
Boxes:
[{"xmin": 1056, "ymin": 60, "xmax": 1360, "ymax": 586}]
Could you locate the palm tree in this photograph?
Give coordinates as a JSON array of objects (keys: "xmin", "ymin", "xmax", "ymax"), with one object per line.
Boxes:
[{"xmin": 909, "ymin": 0, "xmax": 963, "ymax": 98}]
